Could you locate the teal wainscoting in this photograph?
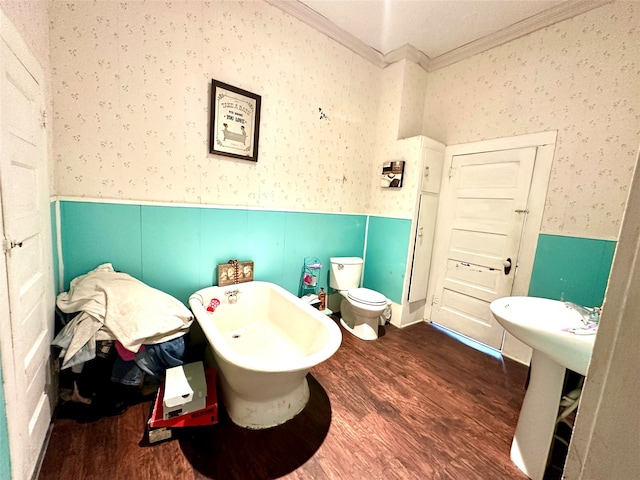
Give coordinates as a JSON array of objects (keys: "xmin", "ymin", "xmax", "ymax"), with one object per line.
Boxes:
[
  {"xmin": 61, "ymin": 201, "xmax": 144, "ymax": 282},
  {"xmin": 363, "ymin": 216, "xmax": 412, "ymax": 304},
  {"xmin": 50, "ymin": 201, "xmax": 60, "ymax": 295},
  {"xmin": 60, "ymin": 201, "xmax": 367, "ymax": 303},
  {"xmin": 0, "ymin": 363, "xmax": 10, "ymax": 479},
  {"xmin": 528, "ymin": 234, "xmax": 616, "ymax": 308}
]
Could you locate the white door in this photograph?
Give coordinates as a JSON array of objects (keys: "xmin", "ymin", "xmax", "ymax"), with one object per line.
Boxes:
[
  {"xmin": 0, "ymin": 24, "xmax": 54, "ymax": 480},
  {"xmin": 408, "ymin": 193, "xmax": 438, "ymax": 302},
  {"xmin": 430, "ymin": 147, "xmax": 536, "ymax": 349},
  {"xmin": 408, "ymin": 140, "xmax": 444, "ymax": 304}
]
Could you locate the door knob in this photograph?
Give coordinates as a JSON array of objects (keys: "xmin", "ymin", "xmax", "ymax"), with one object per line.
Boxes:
[{"xmin": 503, "ymin": 258, "xmax": 512, "ymax": 275}]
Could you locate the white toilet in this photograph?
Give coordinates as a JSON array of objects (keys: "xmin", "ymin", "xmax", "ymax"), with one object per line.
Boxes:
[{"xmin": 329, "ymin": 257, "xmax": 390, "ymax": 340}]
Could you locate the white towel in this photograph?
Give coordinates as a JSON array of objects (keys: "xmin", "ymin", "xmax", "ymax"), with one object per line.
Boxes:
[{"xmin": 56, "ymin": 263, "xmax": 193, "ymax": 357}]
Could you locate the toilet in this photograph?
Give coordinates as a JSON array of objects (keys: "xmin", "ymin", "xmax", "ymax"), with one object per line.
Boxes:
[{"xmin": 329, "ymin": 257, "xmax": 390, "ymax": 340}]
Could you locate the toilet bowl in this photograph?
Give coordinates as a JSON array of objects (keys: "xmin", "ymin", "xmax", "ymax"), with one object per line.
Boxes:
[{"xmin": 329, "ymin": 257, "xmax": 390, "ymax": 340}]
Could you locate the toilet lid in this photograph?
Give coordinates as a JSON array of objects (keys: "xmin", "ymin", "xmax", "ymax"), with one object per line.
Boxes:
[{"xmin": 348, "ymin": 288, "xmax": 387, "ymax": 306}]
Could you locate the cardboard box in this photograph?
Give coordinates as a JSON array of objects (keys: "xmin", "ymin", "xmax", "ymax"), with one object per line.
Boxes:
[
  {"xmin": 162, "ymin": 361, "xmax": 207, "ymax": 420},
  {"xmin": 148, "ymin": 368, "xmax": 218, "ymax": 430}
]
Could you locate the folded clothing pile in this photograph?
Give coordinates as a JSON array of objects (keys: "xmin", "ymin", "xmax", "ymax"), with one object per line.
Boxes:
[{"xmin": 52, "ymin": 263, "xmax": 195, "ymax": 417}]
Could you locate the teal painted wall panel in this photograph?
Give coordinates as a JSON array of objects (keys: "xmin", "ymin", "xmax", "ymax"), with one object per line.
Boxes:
[
  {"xmin": 247, "ymin": 210, "xmax": 286, "ymax": 286},
  {"xmin": 59, "ymin": 202, "xmax": 368, "ymax": 302},
  {"xmin": 0, "ymin": 362, "xmax": 10, "ymax": 479},
  {"xmin": 141, "ymin": 205, "xmax": 202, "ymax": 304},
  {"xmin": 363, "ymin": 216, "xmax": 412, "ymax": 304},
  {"xmin": 200, "ymin": 208, "xmax": 250, "ymax": 261},
  {"xmin": 282, "ymin": 212, "xmax": 327, "ymax": 294},
  {"xmin": 200, "ymin": 208, "xmax": 250, "ymax": 290},
  {"xmin": 528, "ymin": 234, "xmax": 616, "ymax": 307},
  {"xmin": 283, "ymin": 212, "xmax": 366, "ymax": 294},
  {"xmin": 61, "ymin": 202, "xmax": 142, "ymax": 288},
  {"xmin": 57, "ymin": 203, "xmax": 618, "ymax": 313}
]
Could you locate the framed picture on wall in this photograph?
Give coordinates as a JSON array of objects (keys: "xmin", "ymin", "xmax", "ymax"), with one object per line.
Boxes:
[
  {"xmin": 381, "ymin": 160, "xmax": 405, "ymax": 188},
  {"xmin": 210, "ymin": 79, "xmax": 261, "ymax": 162}
]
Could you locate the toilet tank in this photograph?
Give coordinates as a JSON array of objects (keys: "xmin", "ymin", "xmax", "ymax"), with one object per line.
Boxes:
[{"xmin": 330, "ymin": 257, "xmax": 363, "ymax": 291}]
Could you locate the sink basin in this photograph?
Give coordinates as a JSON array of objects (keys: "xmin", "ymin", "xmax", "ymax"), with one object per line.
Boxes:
[{"xmin": 490, "ymin": 296, "xmax": 596, "ymax": 375}]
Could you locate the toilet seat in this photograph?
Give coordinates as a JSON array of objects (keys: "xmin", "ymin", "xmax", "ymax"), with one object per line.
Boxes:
[{"xmin": 347, "ymin": 288, "xmax": 387, "ymax": 307}]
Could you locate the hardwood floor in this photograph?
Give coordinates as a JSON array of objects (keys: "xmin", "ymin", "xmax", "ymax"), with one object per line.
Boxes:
[{"xmin": 38, "ymin": 319, "xmax": 530, "ymax": 480}]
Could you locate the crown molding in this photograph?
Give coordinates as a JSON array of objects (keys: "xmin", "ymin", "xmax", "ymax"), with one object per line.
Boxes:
[
  {"xmin": 383, "ymin": 44, "xmax": 431, "ymax": 72},
  {"xmin": 265, "ymin": 0, "xmax": 386, "ymax": 68},
  {"xmin": 267, "ymin": 0, "xmax": 613, "ymax": 73},
  {"xmin": 427, "ymin": 0, "xmax": 613, "ymax": 71}
]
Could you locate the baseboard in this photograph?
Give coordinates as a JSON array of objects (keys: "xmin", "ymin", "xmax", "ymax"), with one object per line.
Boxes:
[{"xmin": 391, "ymin": 317, "xmax": 425, "ymax": 329}]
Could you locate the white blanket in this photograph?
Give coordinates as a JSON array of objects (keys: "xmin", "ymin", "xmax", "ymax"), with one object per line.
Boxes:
[{"xmin": 55, "ymin": 264, "xmax": 193, "ymax": 368}]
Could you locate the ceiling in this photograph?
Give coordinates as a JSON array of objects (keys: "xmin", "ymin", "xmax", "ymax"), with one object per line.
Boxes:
[{"xmin": 267, "ymin": 0, "xmax": 611, "ymax": 71}]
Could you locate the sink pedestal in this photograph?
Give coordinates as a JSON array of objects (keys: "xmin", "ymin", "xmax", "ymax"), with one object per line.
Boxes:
[
  {"xmin": 511, "ymin": 350, "xmax": 565, "ymax": 480},
  {"xmin": 489, "ymin": 296, "xmax": 595, "ymax": 479}
]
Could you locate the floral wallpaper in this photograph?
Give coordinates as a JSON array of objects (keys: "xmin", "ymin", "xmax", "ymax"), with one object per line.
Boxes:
[
  {"xmin": 50, "ymin": 0, "xmax": 640, "ymax": 235},
  {"xmin": 398, "ymin": 60, "xmax": 428, "ymax": 139},
  {"xmin": 423, "ymin": 0, "xmax": 640, "ymax": 240},
  {"xmin": 50, "ymin": 0, "xmax": 382, "ymax": 213},
  {"xmin": 367, "ymin": 60, "xmax": 426, "ymax": 219}
]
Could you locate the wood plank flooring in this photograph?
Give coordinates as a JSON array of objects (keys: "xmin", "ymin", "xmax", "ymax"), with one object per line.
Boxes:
[{"xmin": 38, "ymin": 319, "xmax": 530, "ymax": 480}]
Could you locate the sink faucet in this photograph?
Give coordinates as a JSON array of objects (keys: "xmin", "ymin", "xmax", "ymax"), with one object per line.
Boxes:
[
  {"xmin": 565, "ymin": 302, "xmax": 599, "ymax": 325},
  {"xmin": 225, "ymin": 289, "xmax": 240, "ymax": 304}
]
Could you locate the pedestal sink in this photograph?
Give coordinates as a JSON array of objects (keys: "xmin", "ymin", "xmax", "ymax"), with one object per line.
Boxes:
[{"xmin": 490, "ymin": 296, "xmax": 597, "ymax": 480}]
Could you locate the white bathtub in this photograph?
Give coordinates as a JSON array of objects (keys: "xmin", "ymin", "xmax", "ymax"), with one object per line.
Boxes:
[{"xmin": 189, "ymin": 281, "xmax": 342, "ymax": 429}]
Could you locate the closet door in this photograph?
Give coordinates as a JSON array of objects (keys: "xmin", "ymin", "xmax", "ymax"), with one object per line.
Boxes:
[
  {"xmin": 408, "ymin": 194, "xmax": 438, "ymax": 303},
  {"xmin": 408, "ymin": 141, "xmax": 444, "ymax": 304}
]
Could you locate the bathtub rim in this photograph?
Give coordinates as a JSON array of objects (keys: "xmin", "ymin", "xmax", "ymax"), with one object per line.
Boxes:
[{"xmin": 189, "ymin": 281, "xmax": 342, "ymax": 373}]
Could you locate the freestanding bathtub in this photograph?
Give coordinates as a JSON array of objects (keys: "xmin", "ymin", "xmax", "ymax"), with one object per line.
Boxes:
[{"xmin": 189, "ymin": 281, "xmax": 342, "ymax": 429}]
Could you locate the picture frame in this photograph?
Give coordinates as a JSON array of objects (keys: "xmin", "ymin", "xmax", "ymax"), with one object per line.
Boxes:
[
  {"xmin": 381, "ymin": 160, "xmax": 405, "ymax": 188},
  {"xmin": 217, "ymin": 260, "xmax": 254, "ymax": 286},
  {"xmin": 210, "ymin": 79, "xmax": 261, "ymax": 162}
]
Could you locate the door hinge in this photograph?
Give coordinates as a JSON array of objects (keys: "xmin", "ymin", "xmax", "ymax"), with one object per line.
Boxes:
[
  {"xmin": 41, "ymin": 110, "xmax": 47, "ymax": 128},
  {"xmin": 3, "ymin": 238, "xmax": 23, "ymax": 253},
  {"xmin": 432, "ymin": 295, "xmax": 440, "ymax": 306},
  {"xmin": 448, "ymin": 166, "xmax": 457, "ymax": 178}
]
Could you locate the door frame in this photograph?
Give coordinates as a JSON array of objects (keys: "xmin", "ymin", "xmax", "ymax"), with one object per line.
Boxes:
[
  {"xmin": 0, "ymin": 10, "xmax": 54, "ymax": 480},
  {"xmin": 426, "ymin": 131, "xmax": 557, "ymax": 362}
]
